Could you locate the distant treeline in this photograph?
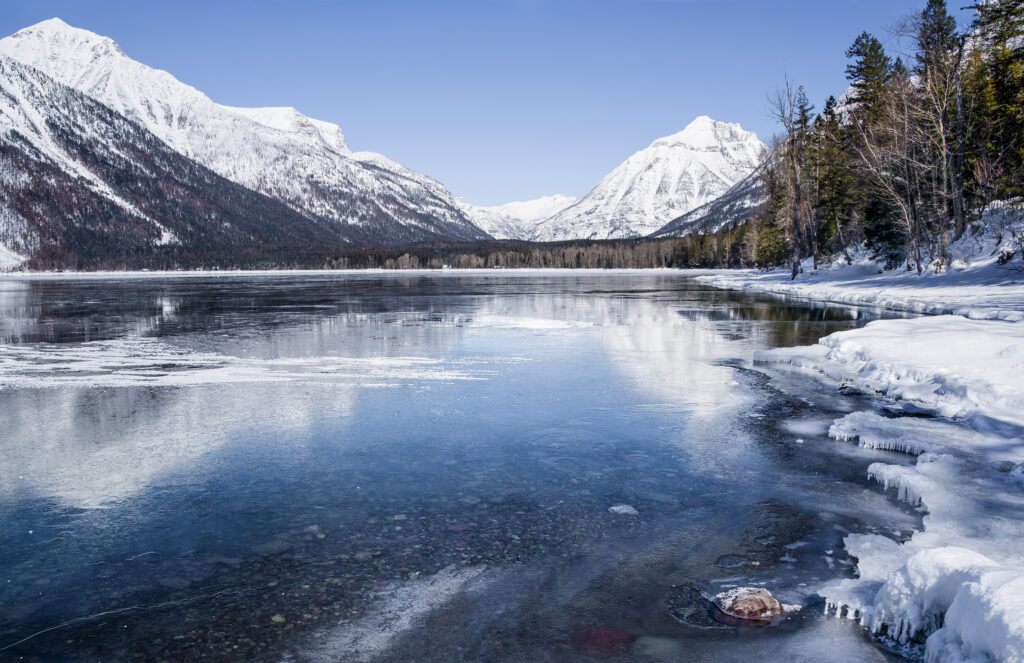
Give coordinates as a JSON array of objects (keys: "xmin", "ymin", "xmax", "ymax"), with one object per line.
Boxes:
[{"xmin": 26, "ymin": 230, "xmax": 760, "ymax": 272}]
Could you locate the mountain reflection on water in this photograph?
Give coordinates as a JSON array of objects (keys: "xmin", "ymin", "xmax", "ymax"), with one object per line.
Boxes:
[{"xmin": 0, "ymin": 271, "xmax": 908, "ymax": 662}]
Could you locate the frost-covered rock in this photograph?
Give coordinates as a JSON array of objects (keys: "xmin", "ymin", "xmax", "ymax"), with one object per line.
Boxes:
[
  {"xmin": 716, "ymin": 587, "xmax": 787, "ymax": 622},
  {"xmin": 530, "ymin": 116, "xmax": 766, "ymax": 241}
]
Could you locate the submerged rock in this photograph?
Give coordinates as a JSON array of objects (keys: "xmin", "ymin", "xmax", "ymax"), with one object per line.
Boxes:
[
  {"xmin": 715, "ymin": 587, "xmax": 786, "ymax": 623},
  {"xmin": 714, "ymin": 555, "xmax": 747, "ymax": 568},
  {"xmin": 570, "ymin": 626, "xmax": 636, "ymax": 654},
  {"xmin": 663, "ymin": 584, "xmax": 724, "ymax": 629},
  {"xmin": 251, "ymin": 540, "xmax": 293, "ymax": 556},
  {"xmin": 608, "ymin": 504, "xmax": 639, "ymax": 516}
]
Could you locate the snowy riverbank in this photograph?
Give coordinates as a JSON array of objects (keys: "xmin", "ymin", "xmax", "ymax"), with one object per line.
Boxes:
[
  {"xmin": 696, "ymin": 215, "xmax": 1024, "ymax": 322},
  {"xmin": 700, "ymin": 221, "xmax": 1024, "ymax": 661}
]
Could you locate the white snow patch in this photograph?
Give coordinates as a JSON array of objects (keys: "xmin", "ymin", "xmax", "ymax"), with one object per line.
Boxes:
[
  {"xmin": 297, "ymin": 565, "xmax": 489, "ymax": 662},
  {"xmin": 0, "ymin": 337, "xmax": 490, "ymax": 389},
  {"xmin": 0, "ymin": 242, "xmax": 26, "ymax": 270}
]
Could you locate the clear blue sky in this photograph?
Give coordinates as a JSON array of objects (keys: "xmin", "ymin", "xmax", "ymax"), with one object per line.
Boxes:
[{"xmin": 0, "ymin": 1, "xmax": 974, "ymax": 206}]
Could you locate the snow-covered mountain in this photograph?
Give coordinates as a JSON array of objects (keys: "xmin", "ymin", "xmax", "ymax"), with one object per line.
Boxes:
[
  {"xmin": 650, "ymin": 164, "xmax": 767, "ymax": 238},
  {"xmin": 0, "ymin": 18, "xmax": 489, "ymax": 245},
  {"xmin": 456, "ymin": 195, "xmax": 577, "ymax": 240},
  {"xmin": 529, "ymin": 117, "xmax": 766, "ymax": 241},
  {"xmin": 0, "ymin": 57, "xmax": 345, "ymax": 268}
]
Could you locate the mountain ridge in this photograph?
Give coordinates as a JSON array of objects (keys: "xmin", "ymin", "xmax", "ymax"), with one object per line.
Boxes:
[
  {"xmin": 528, "ymin": 116, "xmax": 766, "ymax": 241},
  {"xmin": 0, "ymin": 18, "xmax": 490, "ymax": 246},
  {"xmin": 456, "ymin": 195, "xmax": 578, "ymax": 240},
  {"xmin": 0, "ymin": 56, "xmax": 356, "ymax": 269}
]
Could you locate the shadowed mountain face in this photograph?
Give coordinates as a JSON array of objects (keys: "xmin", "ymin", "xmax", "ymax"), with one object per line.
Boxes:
[
  {"xmin": 0, "ymin": 58, "xmax": 366, "ymax": 269},
  {"xmin": 0, "ymin": 19, "xmax": 490, "ymax": 269}
]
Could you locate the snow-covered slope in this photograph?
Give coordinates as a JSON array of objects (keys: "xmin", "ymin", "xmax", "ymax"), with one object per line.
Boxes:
[
  {"xmin": 456, "ymin": 195, "xmax": 577, "ymax": 240},
  {"xmin": 650, "ymin": 164, "xmax": 767, "ymax": 238},
  {"xmin": 0, "ymin": 18, "xmax": 488, "ymax": 244},
  {"xmin": 0, "ymin": 56, "xmax": 346, "ymax": 268},
  {"xmin": 530, "ymin": 117, "xmax": 766, "ymax": 241}
]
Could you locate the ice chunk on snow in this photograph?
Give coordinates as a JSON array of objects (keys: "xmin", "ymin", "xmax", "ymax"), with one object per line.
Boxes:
[
  {"xmin": 828, "ymin": 548, "xmax": 1024, "ymax": 662},
  {"xmin": 828, "ymin": 411, "xmax": 945, "ymax": 455},
  {"xmin": 870, "ymin": 547, "xmax": 998, "ymax": 643},
  {"xmin": 927, "ymin": 569, "xmax": 1024, "ymax": 662}
]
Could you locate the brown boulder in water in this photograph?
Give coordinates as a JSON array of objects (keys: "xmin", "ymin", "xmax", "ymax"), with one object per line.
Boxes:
[{"xmin": 717, "ymin": 587, "xmax": 786, "ymax": 623}]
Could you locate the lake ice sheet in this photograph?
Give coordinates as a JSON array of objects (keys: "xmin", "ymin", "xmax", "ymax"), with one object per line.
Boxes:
[{"xmin": 0, "ymin": 272, "xmax": 925, "ymax": 661}]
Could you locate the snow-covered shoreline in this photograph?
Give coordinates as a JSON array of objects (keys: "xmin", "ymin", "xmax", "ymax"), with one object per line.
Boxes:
[
  {"xmin": 700, "ymin": 227, "xmax": 1024, "ymax": 661},
  {"xmin": 696, "ymin": 262, "xmax": 1024, "ymax": 322},
  {"xmin": 696, "ymin": 214, "xmax": 1024, "ymax": 322}
]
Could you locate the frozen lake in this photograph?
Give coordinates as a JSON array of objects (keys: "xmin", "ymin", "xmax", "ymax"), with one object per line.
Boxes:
[{"xmin": 0, "ymin": 271, "xmax": 914, "ymax": 661}]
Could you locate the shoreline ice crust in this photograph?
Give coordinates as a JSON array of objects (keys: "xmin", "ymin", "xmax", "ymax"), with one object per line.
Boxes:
[
  {"xmin": 722, "ymin": 218, "xmax": 1024, "ymax": 661},
  {"xmin": 0, "ymin": 337, "xmax": 490, "ymax": 389},
  {"xmin": 754, "ymin": 316, "xmax": 1024, "ymax": 428},
  {"xmin": 761, "ymin": 350, "xmax": 1024, "ymax": 660}
]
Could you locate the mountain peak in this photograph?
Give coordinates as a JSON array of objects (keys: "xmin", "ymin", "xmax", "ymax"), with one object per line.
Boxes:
[
  {"xmin": 9, "ymin": 18, "xmax": 126, "ymax": 58},
  {"xmin": 531, "ymin": 116, "xmax": 766, "ymax": 241},
  {"xmin": 649, "ymin": 116, "xmax": 757, "ymax": 151}
]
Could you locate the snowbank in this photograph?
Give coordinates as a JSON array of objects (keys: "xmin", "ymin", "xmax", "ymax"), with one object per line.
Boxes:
[
  {"xmin": 0, "ymin": 242, "xmax": 25, "ymax": 271},
  {"xmin": 779, "ymin": 401, "xmax": 1024, "ymax": 660},
  {"xmin": 696, "ymin": 211, "xmax": 1024, "ymax": 322},
  {"xmin": 756, "ymin": 325, "xmax": 1024, "ymax": 660},
  {"xmin": 724, "ymin": 215, "xmax": 1024, "ymax": 661},
  {"xmin": 819, "ymin": 423, "xmax": 1024, "ymax": 662},
  {"xmin": 755, "ymin": 315, "xmax": 1024, "ymax": 428}
]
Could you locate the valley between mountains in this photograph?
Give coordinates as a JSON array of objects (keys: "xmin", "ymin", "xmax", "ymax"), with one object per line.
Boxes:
[{"xmin": 0, "ymin": 18, "xmax": 766, "ymax": 270}]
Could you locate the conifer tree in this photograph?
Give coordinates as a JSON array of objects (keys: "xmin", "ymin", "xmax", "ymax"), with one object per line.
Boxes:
[
  {"xmin": 971, "ymin": 0, "xmax": 1024, "ymax": 196},
  {"xmin": 845, "ymin": 32, "xmax": 894, "ymax": 111}
]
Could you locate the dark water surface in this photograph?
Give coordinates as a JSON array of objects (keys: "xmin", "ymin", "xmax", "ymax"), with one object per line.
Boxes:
[{"xmin": 0, "ymin": 271, "xmax": 916, "ymax": 662}]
